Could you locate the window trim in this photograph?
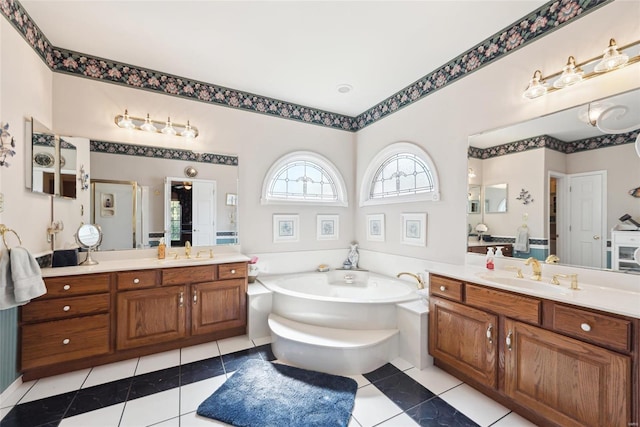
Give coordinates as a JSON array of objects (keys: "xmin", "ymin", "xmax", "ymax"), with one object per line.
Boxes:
[
  {"xmin": 359, "ymin": 142, "xmax": 440, "ymax": 207},
  {"xmin": 261, "ymin": 151, "xmax": 348, "ymax": 206}
]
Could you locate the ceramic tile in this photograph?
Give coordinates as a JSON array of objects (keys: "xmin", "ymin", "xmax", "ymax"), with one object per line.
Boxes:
[
  {"xmin": 180, "ymin": 356, "xmax": 225, "ymax": 386},
  {"xmin": 181, "ymin": 341, "xmax": 220, "ymax": 365},
  {"xmin": 135, "ymin": 349, "xmax": 180, "ymax": 375},
  {"xmin": 490, "ymin": 411, "xmax": 538, "ymax": 427},
  {"xmin": 180, "ymin": 411, "xmax": 232, "ymax": 426},
  {"xmin": 351, "ymin": 384, "xmax": 403, "ymax": 427},
  {"xmin": 20, "ymin": 369, "xmax": 89, "ymax": 403},
  {"xmin": 362, "ymin": 363, "xmax": 403, "ymax": 384},
  {"xmin": 59, "ymin": 402, "xmax": 125, "ymax": 427},
  {"xmin": 217, "ymin": 335, "xmax": 254, "ymax": 355},
  {"xmin": 376, "ymin": 412, "xmax": 420, "ymax": 426},
  {"xmin": 0, "ymin": 380, "xmax": 35, "ymax": 408},
  {"xmin": 220, "ymin": 347, "xmax": 264, "ymax": 372},
  {"xmin": 82, "ymin": 358, "xmax": 138, "ymax": 388},
  {"xmin": 348, "ymin": 415, "xmax": 363, "ymax": 426},
  {"xmin": 0, "ymin": 406, "xmax": 12, "ymax": 422},
  {"xmin": 390, "ymin": 357, "xmax": 413, "ymax": 371},
  {"xmin": 66, "ymin": 377, "xmax": 132, "ymax": 417},
  {"xmin": 0, "ymin": 391, "xmax": 76, "ymax": 427},
  {"xmin": 251, "ymin": 336, "xmax": 272, "ymax": 346},
  {"xmin": 405, "ymin": 396, "xmax": 479, "ymax": 427},
  {"xmin": 180, "ymin": 375, "xmax": 227, "ymax": 414},
  {"xmin": 149, "ymin": 415, "xmax": 180, "ymax": 426},
  {"xmin": 439, "ymin": 384, "xmax": 510, "ymax": 427},
  {"xmin": 404, "ymin": 365, "xmax": 464, "ymax": 395},
  {"xmin": 346, "ymin": 374, "xmax": 370, "ymax": 388},
  {"xmin": 119, "ymin": 388, "xmax": 179, "ymax": 427},
  {"xmin": 370, "ymin": 371, "xmax": 435, "ymax": 411},
  {"xmin": 129, "ymin": 366, "xmax": 181, "ymax": 400}
]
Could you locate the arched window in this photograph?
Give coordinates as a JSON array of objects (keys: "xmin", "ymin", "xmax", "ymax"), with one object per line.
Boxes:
[
  {"xmin": 262, "ymin": 151, "xmax": 348, "ymax": 206},
  {"xmin": 360, "ymin": 142, "xmax": 440, "ymax": 206}
]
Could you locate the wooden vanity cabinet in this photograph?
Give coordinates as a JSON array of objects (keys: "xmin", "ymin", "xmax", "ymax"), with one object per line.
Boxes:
[{"xmin": 428, "ymin": 273, "xmax": 636, "ymax": 427}]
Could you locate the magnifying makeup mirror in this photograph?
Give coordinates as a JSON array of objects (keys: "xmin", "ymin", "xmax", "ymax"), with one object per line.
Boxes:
[{"xmin": 76, "ymin": 223, "xmax": 103, "ymax": 265}]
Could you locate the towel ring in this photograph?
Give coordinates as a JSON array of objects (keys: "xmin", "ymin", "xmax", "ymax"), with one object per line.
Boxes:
[{"xmin": 0, "ymin": 224, "xmax": 22, "ymax": 249}]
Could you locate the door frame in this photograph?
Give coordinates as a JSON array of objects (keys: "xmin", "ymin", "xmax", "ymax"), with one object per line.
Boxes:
[{"xmin": 164, "ymin": 177, "xmax": 217, "ymax": 248}]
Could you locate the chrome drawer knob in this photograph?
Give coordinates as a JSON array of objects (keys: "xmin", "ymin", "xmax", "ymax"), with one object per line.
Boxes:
[
  {"xmin": 63, "ymin": 285, "xmax": 71, "ymax": 291},
  {"xmin": 133, "ymin": 278, "xmax": 140, "ymax": 284},
  {"xmin": 63, "ymin": 305, "xmax": 70, "ymax": 312},
  {"xmin": 231, "ymin": 269, "xmax": 236, "ymax": 274},
  {"xmin": 439, "ymin": 286, "xmax": 446, "ymax": 292},
  {"xmin": 62, "ymin": 338, "xmax": 70, "ymax": 345},
  {"xmin": 580, "ymin": 323, "xmax": 592, "ymax": 332}
]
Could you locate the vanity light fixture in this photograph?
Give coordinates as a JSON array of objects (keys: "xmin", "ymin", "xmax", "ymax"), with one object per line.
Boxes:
[
  {"xmin": 467, "ymin": 168, "xmax": 476, "ymax": 178},
  {"xmin": 523, "ymin": 38, "xmax": 639, "ymax": 100},
  {"xmin": 114, "ymin": 111, "xmax": 198, "ymax": 139}
]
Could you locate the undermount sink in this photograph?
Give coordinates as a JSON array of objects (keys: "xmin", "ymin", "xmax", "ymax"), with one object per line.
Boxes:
[{"xmin": 475, "ymin": 272, "xmax": 573, "ymax": 295}]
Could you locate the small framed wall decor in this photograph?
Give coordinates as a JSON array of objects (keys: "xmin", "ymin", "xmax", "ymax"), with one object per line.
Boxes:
[
  {"xmin": 317, "ymin": 214, "xmax": 339, "ymax": 240},
  {"xmin": 401, "ymin": 213, "xmax": 427, "ymax": 246},
  {"xmin": 366, "ymin": 214, "xmax": 385, "ymax": 242},
  {"xmin": 273, "ymin": 214, "xmax": 299, "ymax": 243}
]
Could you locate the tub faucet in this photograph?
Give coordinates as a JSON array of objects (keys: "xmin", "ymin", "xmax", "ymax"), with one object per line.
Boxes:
[
  {"xmin": 185, "ymin": 241, "xmax": 191, "ymax": 259},
  {"xmin": 396, "ymin": 272, "xmax": 425, "ymax": 290},
  {"xmin": 524, "ymin": 257, "xmax": 541, "ymax": 281}
]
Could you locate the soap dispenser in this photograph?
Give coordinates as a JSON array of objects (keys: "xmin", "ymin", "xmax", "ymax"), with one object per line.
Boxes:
[
  {"xmin": 158, "ymin": 238, "xmax": 166, "ymax": 260},
  {"xmin": 495, "ymin": 246, "xmax": 504, "ymax": 257},
  {"xmin": 486, "ymin": 247, "xmax": 495, "ymax": 270}
]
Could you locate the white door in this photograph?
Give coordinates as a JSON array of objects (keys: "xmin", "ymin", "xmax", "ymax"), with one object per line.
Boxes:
[
  {"xmin": 567, "ymin": 172, "xmax": 606, "ymax": 268},
  {"xmin": 192, "ymin": 181, "xmax": 216, "ymax": 246}
]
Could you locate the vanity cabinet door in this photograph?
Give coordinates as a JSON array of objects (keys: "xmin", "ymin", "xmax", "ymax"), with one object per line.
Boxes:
[
  {"xmin": 116, "ymin": 285, "xmax": 187, "ymax": 350},
  {"xmin": 504, "ymin": 319, "xmax": 631, "ymax": 427},
  {"xmin": 429, "ymin": 296, "xmax": 497, "ymax": 388},
  {"xmin": 191, "ymin": 279, "xmax": 246, "ymax": 335}
]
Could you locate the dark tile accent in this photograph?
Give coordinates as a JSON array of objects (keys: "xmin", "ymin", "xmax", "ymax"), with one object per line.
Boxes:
[
  {"xmin": 65, "ymin": 378, "xmax": 132, "ymax": 418},
  {"xmin": 405, "ymin": 396, "xmax": 479, "ymax": 427},
  {"xmin": 363, "ymin": 363, "xmax": 403, "ymax": 383},
  {"xmin": 255, "ymin": 344, "xmax": 277, "ymax": 362},
  {"xmin": 127, "ymin": 366, "xmax": 180, "ymax": 400},
  {"xmin": 0, "ymin": 391, "xmax": 76, "ymax": 427},
  {"xmin": 180, "ymin": 356, "xmax": 225, "ymax": 386},
  {"xmin": 371, "ymin": 373, "xmax": 436, "ymax": 411},
  {"xmin": 220, "ymin": 347, "xmax": 265, "ymax": 372}
]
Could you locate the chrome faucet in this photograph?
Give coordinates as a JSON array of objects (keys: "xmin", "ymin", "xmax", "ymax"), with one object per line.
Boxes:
[
  {"xmin": 524, "ymin": 257, "xmax": 541, "ymax": 281},
  {"xmin": 185, "ymin": 241, "xmax": 191, "ymax": 258},
  {"xmin": 397, "ymin": 272, "xmax": 425, "ymax": 290}
]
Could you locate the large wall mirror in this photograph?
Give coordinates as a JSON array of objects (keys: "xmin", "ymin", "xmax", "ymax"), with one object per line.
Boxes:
[
  {"xmin": 90, "ymin": 144, "xmax": 239, "ymax": 251},
  {"xmin": 468, "ymin": 88, "xmax": 640, "ymax": 273}
]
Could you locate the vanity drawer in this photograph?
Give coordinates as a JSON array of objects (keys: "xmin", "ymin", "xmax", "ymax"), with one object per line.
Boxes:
[
  {"xmin": 218, "ymin": 262, "xmax": 247, "ymax": 280},
  {"xmin": 21, "ymin": 314, "xmax": 110, "ymax": 370},
  {"xmin": 162, "ymin": 265, "xmax": 216, "ymax": 285},
  {"xmin": 550, "ymin": 304, "xmax": 632, "ymax": 352},
  {"xmin": 613, "ymin": 233, "xmax": 640, "ymax": 245},
  {"xmin": 429, "ymin": 275, "xmax": 463, "ymax": 302},
  {"xmin": 117, "ymin": 270, "xmax": 158, "ymax": 290},
  {"xmin": 21, "ymin": 294, "xmax": 110, "ymax": 323},
  {"xmin": 466, "ymin": 283, "xmax": 540, "ymax": 325},
  {"xmin": 43, "ymin": 274, "xmax": 110, "ymax": 298}
]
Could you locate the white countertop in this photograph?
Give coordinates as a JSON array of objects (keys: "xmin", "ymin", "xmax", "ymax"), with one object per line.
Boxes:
[
  {"xmin": 422, "ymin": 260, "xmax": 640, "ymax": 319},
  {"xmin": 41, "ymin": 253, "xmax": 251, "ymax": 278}
]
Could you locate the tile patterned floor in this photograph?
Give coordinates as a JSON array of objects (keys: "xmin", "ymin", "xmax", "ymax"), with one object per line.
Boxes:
[{"xmin": 0, "ymin": 335, "xmax": 537, "ymax": 427}]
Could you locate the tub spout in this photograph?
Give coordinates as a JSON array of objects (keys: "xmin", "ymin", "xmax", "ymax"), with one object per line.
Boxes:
[{"xmin": 396, "ymin": 272, "xmax": 425, "ymax": 290}]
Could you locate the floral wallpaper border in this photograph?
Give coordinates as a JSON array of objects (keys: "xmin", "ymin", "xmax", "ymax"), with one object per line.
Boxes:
[
  {"xmin": 468, "ymin": 129, "xmax": 639, "ymax": 159},
  {"xmin": 89, "ymin": 140, "xmax": 238, "ymax": 166},
  {"xmin": 1, "ymin": 0, "xmax": 612, "ymax": 132}
]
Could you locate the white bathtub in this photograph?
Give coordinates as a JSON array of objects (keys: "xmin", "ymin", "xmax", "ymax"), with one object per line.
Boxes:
[
  {"xmin": 260, "ymin": 269, "xmax": 419, "ymax": 330},
  {"xmin": 259, "ymin": 270, "xmax": 421, "ymax": 374}
]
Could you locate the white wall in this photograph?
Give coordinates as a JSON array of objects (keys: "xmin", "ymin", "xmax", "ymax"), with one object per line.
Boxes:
[{"xmin": 355, "ymin": 0, "xmax": 640, "ymax": 265}]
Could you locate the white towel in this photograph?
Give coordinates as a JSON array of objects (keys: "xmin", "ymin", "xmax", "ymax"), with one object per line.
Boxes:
[
  {"xmin": 0, "ymin": 251, "xmax": 21, "ymax": 309},
  {"xmin": 10, "ymin": 247, "xmax": 47, "ymax": 303},
  {"xmin": 514, "ymin": 228, "xmax": 529, "ymax": 253}
]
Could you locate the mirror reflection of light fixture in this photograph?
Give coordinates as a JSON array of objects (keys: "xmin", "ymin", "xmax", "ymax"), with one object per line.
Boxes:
[
  {"xmin": 553, "ymin": 56, "xmax": 583, "ymax": 89},
  {"xmin": 114, "ymin": 111, "xmax": 198, "ymax": 139},
  {"xmin": 475, "ymin": 223, "xmax": 488, "ymax": 241},
  {"xmin": 523, "ymin": 38, "xmax": 639, "ymax": 99},
  {"xmin": 594, "ymin": 39, "xmax": 629, "ymax": 73},
  {"xmin": 468, "ymin": 167, "xmax": 476, "ymax": 178}
]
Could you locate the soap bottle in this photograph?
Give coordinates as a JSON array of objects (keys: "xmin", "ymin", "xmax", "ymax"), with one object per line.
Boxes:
[
  {"xmin": 158, "ymin": 238, "xmax": 166, "ymax": 260},
  {"xmin": 495, "ymin": 246, "xmax": 504, "ymax": 257},
  {"xmin": 486, "ymin": 247, "xmax": 495, "ymax": 270}
]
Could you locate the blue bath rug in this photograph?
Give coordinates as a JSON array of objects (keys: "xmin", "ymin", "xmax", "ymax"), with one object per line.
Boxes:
[{"xmin": 196, "ymin": 359, "xmax": 358, "ymax": 427}]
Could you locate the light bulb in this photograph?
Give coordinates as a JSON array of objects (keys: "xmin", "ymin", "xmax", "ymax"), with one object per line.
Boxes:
[
  {"xmin": 553, "ymin": 56, "xmax": 583, "ymax": 89},
  {"xmin": 594, "ymin": 39, "xmax": 629, "ymax": 73},
  {"xmin": 140, "ymin": 114, "xmax": 157, "ymax": 132},
  {"xmin": 523, "ymin": 70, "xmax": 547, "ymax": 99},
  {"xmin": 116, "ymin": 109, "xmax": 135, "ymax": 129},
  {"xmin": 181, "ymin": 120, "xmax": 196, "ymax": 138},
  {"xmin": 161, "ymin": 117, "xmax": 176, "ymax": 136}
]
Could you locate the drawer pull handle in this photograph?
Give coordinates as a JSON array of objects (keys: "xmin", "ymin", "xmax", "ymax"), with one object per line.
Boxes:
[
  {"xmin": 580, "ymin": 323, "xmax": 592, "ymax": 332},
  {"xmin": 63, "ymin": 285, "xmax": 71, "ymax": 291},
  {"xmin": 179, "ymin": 292, "xmax": 184, "ymax": 307},
  {"xmin": 193, "ymin": 291, "xmax": 198, "ymax": 305},
  {"xmin": 439, "ymin": 285, "xmax": 446, "ymax": 292},
  {"xmin": 486, "ymin": 324, "xmax": 493, "ymax": 344},
  {"xmin": 62, "ymin": 338, "xmax": 70, "ymax": 345},
  {"xmin": 133, "ymin": 278, "xmax": 140, "ymax": 284},
  {"xmin": 231, "ymin": 269, "xmax": 236, "ymax": 274},
  {"xmin": 506, "ymin": 330, "xmax": 513, "ymax": 351},
  {"xmin": 63, "ymin": 305, "xmax": 70, "ymax": 312}
]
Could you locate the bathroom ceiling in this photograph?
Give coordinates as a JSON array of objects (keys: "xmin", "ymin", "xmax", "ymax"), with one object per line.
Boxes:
[{"xmin": 20, "ymin": 1, "xmax": 547, "ymax": 116}]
